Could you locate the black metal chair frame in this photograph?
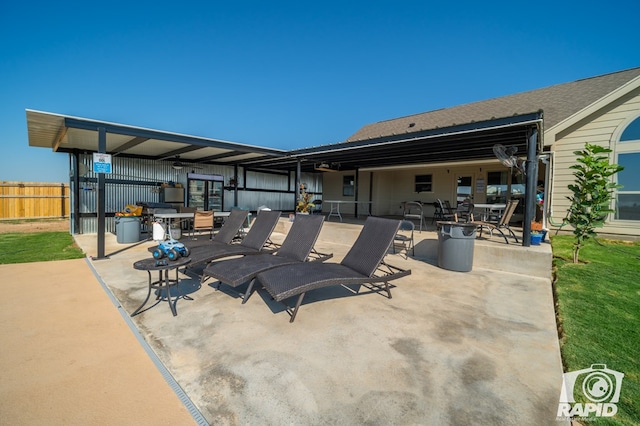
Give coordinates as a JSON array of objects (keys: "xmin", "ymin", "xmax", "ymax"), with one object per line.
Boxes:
[
  {"xmin": 454, "ymin": 200, "xmax": 475, "ymax": 223},
  {"xmin": 436, "ymin": 199, "xmax": 457, "ymax": 222}
]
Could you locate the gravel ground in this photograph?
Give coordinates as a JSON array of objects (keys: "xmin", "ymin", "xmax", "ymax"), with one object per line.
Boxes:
[{"xmin": 0, "ymin": 219, "xmax": 69, "ymax": 234}]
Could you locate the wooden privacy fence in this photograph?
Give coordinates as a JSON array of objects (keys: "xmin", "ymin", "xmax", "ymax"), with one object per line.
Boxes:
[{"xmin": 0, "ymin": 182, "xmax": 70, "ymax": 220}]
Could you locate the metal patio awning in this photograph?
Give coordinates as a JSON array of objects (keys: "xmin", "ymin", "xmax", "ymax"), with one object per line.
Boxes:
[
  {"xmin": 241, "ymin": 112, "xmax": 543, "ymax": 172},
  {"xmin": 26, "ymin": 109, "xmax": 288, "ymax": 168},
  {"xmin": 27, "ymin": 109, "xmax": 542, "ymax": 173}
]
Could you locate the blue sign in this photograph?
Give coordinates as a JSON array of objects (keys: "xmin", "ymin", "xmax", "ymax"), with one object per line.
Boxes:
[
  {"xmin": 93, "ymin": 153, "xmax": 112, "ymax": 174},
  {"xmin": 93, "ymin": 162, "xmax": 112, "ymax": 174}
]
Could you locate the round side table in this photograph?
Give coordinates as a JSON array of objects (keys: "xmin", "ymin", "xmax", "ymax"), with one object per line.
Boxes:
[{"xmin": 132, "ymin": 257, "xmax": 192, "ymax": 316}]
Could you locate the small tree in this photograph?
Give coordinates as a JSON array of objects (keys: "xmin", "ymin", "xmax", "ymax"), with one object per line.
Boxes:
[{"xmin": 566, "ymin": 143, "xmax": 623, "ymax": 263}]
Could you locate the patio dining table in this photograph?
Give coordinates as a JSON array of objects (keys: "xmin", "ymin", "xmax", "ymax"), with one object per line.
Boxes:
[
  {"xmin": 473, "ymin": 203, "xmax": 506, "ymax": 221},
  {"xmin": 153, "ymin": 211, "xmax": 237, "ymax": 240},
  {"xmin": 325, "ymin": 200, "xmax": 372, "ymax": 222}
]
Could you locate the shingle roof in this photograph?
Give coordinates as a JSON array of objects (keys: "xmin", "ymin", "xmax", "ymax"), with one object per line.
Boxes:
[{"xmin": 346, "ymin": 67, "xmax": 640, "ymax": 142}]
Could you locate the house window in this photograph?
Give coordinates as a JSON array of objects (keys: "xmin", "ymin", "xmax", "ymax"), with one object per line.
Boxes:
[
  {"xmin": 414, "ymin": 174, "xmax": 432, "ymax": 193},
  {"xmin": 615, "ymin": 116, "xmax": 640, "ymax": 220},
  {"xmin": 620, "ymin": 118, "xmax": 640, "ymax": 141},
  {"xmin": 343, "ymin": 175, "xmax": 355, "ymax": 196}
]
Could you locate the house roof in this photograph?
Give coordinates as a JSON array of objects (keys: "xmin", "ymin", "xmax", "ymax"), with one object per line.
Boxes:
[
  {"xmin": 27, "ymin": 68, "xmax": 640, "ymax": 173},
  {"xmin": 345, "ymin": 67, "xmax": 640, "ymax": 144},
  {"xmin": 244, "ymin": 67, "xmax": 640, "ymax": 172}
]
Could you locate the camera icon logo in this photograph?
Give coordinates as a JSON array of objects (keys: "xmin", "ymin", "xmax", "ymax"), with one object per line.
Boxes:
[{"xmin": 558, "ymin": 364, "xmax": 624, "ymax": 418}]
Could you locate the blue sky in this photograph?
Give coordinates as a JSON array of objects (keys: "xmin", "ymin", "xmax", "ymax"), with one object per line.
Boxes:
[{"xmin": 1, "ymin": 0, "xmax": 638, "ymax": 183}]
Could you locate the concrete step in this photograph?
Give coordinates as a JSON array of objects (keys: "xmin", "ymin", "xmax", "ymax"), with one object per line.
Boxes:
[{"xmin": 275, "ymin": 217, "xmax": 552, "ymax": 279}]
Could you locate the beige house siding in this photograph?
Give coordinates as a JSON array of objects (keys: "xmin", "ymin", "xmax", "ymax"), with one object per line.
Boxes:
[
  {"xmin": 548, "ymin": 90, "xmax": 640, "ymax": 236},
  {"xmin": 359, "ymin": 161, "xmax": 507, "ymax": 217}
]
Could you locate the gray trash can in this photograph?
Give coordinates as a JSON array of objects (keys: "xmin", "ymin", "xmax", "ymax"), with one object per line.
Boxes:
[
  {"xmin": 437, "ymin": 221, "xmax": 477, "ymax": 272},
  {"xmin": 115, "ymin": 216, "xmax": 141, "ymax": 244},
  {"xmin": 169, "ymin": 223, "xmax": 182, "ymax": 239}
]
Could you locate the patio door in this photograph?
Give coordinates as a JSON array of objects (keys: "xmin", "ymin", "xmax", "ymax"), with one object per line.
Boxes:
[{"xmin": 455, "ymin": 174, "xmax": 474, "ymax": 208}]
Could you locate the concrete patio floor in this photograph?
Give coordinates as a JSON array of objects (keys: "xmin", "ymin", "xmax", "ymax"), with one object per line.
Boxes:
[{"xmin": 62, "ymin": 217, "xmax": 566, "ymax": 425}]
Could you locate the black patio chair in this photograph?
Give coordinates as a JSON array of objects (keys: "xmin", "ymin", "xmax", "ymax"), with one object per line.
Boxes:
[
  {"xmin": 454, "ymin": 199, "xmax": 474, "ymax": 223},
  {"xmin": 255, "ymin": 216, "xmax": 412, "ymax": 323},
  {"xmin": 437, "ymin": 199, "xmax": 457, "ymax": 222},
  {"xmin": 200, "ymin": 214, "xmax": 332, "ymax": 303},
  {"xmin": 312, "ymin": 200, "xmax": 323, "ymax": 214}
]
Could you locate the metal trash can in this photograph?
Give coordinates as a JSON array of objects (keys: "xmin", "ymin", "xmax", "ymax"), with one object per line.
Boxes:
[
  {"xmin": 115, "ymin": 216, "xmax": 141, "ymax": 244},
  {"xmin": 437, "ymin": 221, "xmax": 477, "ymax": 272}
]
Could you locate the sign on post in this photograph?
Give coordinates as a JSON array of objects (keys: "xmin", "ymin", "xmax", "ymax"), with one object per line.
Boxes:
[{"xmin": 93, "ymin": 153, "xmax": 112, "ymax": 174}]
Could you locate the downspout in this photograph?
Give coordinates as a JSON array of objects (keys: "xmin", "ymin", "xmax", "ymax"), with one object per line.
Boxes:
[
  {"xmin": 522, "ymin": 125, "xmax": 541, "ymax": 247},
  {"xmin": 541, "ymin": 151, "xmax": 553, "ymax": 228}
]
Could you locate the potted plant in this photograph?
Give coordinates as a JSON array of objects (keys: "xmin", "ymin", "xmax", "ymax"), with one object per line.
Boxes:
[
  {"xmin": 530, "ymin": 220, "xmax": 545, "ymax": 244},
  {"xmin": 296, "ymin": 185, "xmax": 315, "ymax": 214},
  {"xmin": 530, "ymin": 230, "xmax": 543, "ymax": 245}
]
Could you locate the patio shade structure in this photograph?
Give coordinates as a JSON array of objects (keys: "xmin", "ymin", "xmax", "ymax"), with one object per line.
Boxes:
[{"xmin": 27, "ymin": 109, "xmax": 542, "ymax": 257}]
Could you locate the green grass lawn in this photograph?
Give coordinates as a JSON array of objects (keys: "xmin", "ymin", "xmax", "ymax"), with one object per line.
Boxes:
[
  {"xmin": 552, "ymin": 235, "xmax": 639, "ymax": 425},
  {"xmin": 0, "ymin": 232, "xmax": 85, "ymax": 264}
]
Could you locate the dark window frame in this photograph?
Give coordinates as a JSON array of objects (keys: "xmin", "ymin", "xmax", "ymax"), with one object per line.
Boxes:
[{"xmin": 414, "ymin": 174, "xmax": 433, "ymax": 193}]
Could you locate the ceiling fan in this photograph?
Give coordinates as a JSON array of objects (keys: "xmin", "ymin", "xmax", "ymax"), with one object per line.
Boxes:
[
  {"xmin": 314, "ymin": 162, "xmax": 340, "ymax": 172},
  {"xmin": 492, "ymin": 144, "xmax": 526, "ymax": 175},
  {"xmin": 171, "ymin": 156, "xmax": 202, "ymax": 170}
]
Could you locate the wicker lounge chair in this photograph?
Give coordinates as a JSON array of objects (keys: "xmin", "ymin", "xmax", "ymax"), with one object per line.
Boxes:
[
  {"xmin": 174, "ymin": 209, "xmax": 249, "ymax": 251},
  {"xmin": 148, "ymin": 208, "xmax": 249, "ymax": 256},
  {"xmin": 200, "ymin": 214, "xmax": 332, "ymax": 303},
  {"xmin": 471, "ymin": 199, "xmax": 520, "ymax": 243},
  {"xmin": 256, "ymin": 216, "xmax": 412, "ymax": 323},
  {"xmin": 186, "ymin": 210, "xmax": 281, "ymax": 270}
]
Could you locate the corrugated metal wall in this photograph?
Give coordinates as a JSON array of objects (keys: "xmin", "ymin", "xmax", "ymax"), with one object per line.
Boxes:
[{"xmin": 73, "ymin": 154, "xmax": 322, "ymax": 233}]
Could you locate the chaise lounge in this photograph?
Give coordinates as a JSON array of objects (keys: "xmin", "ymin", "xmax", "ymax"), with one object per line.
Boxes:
[
  {"xmin": 182, "ymin": 208, "xmax": 249, "ymax": 250},
  {"xmin": 255, "ymin": 216, "xmax": 412, "ymax": 323},
  {"xmin": 185, "ymin": 210, "xmax": 281, "ymax": 271},
  {"xmin": 471, "ymin": 199, "xmax": 520, "ymax": 243},
  {"xmin": 200, "ymin": 214, "xmax": 332, "ymax": 302}
]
